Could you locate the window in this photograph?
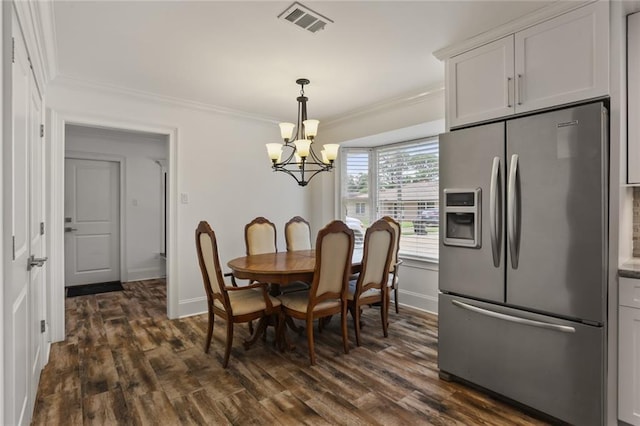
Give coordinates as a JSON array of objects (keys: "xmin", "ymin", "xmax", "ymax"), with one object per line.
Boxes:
[{"xmin": 341, "ymin": 137, "xmax": 439, "ymax": 260}]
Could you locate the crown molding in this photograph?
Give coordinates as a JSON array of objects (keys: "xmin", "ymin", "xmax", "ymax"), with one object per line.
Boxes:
[
  {"xmin": 31, "ymin": 0, "xmax": 58, "ymax": 84},
  {"xmin": 13, "ymin": 1, "xmax": 49, "ymax": 90},
  {"xmin": 321, "ymin": 83, "xmax": 445, "ymax": 129},
  {"xmin": 52, "ymin": 75, "xmax": 281, "ymax": 125},
  {"xmin": 433, "ymin": 0, "xmax": 594, "ymax": 61}
]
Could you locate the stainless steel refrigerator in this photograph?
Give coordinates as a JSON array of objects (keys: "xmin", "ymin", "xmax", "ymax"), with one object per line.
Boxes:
[{"xmin": 438, "ymin": 101, "xmax": 607, "ymax": 425}]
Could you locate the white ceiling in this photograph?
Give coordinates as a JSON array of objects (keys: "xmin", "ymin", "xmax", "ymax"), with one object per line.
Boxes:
[{"xmin": 51, "ymin": 1, "xmax": 553, "ymax": 123}]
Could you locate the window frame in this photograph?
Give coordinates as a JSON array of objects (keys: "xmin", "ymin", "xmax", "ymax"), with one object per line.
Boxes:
[{"xmin": 340, "ymin": 136, "xmax": 440, "ymax": 262}]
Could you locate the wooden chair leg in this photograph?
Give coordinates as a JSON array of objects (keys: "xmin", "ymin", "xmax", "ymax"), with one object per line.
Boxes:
[
  {"xmin": 307, "ymin": 317, "xmax": 316, "ymax": 366},
  {"xmin": 394, "ymin": 285, "xmax": 399, "ymax": 314},
  {"xmin": 382, "ymin": 294, "xmax": 389, "ymax": 338},
  {"xmin": 223, "ymin": 320, "xmax": 234, "ymax": 368},
  {"xmin": 248, "ymin": 320, "xmax": 254, "ymax": 335},
  {"xmin": 341, "ymin": 306, "xmax": 349, "ymax": 355},
  {"xmin": 353, "ymin": 303, "xmax": 362, "ymax": 347},
  {"xmin": 205, "ymin": 310, "xmax": 214, "ymax": 353}
]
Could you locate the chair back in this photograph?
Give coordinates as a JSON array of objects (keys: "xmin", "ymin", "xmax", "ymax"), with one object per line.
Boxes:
[
  {"xmin": 245, "ymin": 217, "xmax": 277, "ymax": 255},
  {"xmin": 310, "ymin": 220, "xmax": 354, "ymax": 301},
  {"xmin": 195, "ymin": 221, "xmax": 230, "ymax": 308},
  {"xmin": 285, "ymin": 216, "xmax": 311, "ymax": 251},
  {"xmin": 356, "ymin": 219, "xmax": 395, "ymax": 294},
  {"xmin": 382, "ymin": 216, "xmax": 401, "ymax": 273}
]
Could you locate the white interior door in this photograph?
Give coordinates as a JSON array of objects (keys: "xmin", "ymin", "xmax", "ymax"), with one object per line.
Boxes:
[
  {"xmin": 64, "ymin": 159, "xmax": 120, "ymax": 286},
  {"xmin": 7, "ymin": 12, "xmax": 46, "ymax": 425}
]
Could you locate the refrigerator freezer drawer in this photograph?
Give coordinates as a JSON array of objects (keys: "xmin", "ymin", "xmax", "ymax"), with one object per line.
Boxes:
[{"xmin": 438, "ymin": 293, "xmax": 604, "ymax": 425}]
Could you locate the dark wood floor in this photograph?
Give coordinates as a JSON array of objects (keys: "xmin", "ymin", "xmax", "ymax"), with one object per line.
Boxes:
[{"xmin": 32, "ymin": 279, "xmax": 548, "ymax": 425}]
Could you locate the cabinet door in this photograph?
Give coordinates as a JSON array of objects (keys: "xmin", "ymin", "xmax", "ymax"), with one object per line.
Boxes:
[
  {"xmin": 447, "ymin": 35, "xmax": 514, "ymax": 128},
  {"xmin": 628, "ymin": 12, "xmax": 640, "ymax": 184},
  {"xmin": 619, "ymin": 304, "xmax": 640, "ymax": 425},
  {"xmin": 514, "ymin": 1, "xmax": 608, "ymax": 113}
]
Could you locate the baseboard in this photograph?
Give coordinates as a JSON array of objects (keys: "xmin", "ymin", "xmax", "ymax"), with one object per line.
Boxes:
[
  {"xmin": 178, "ymin": 296, "xmax": 207, "ymax": 318},
  {"xmin": 126, "ymin": 267, "xmax": 165, "ymax": 282},
  {"xmin": 396, "ymin": 289, "xmax": 438, "ymax": 314}
]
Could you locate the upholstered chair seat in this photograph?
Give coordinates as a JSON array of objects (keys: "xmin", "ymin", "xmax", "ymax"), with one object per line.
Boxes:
[
  {"xmin": 213, "ymin": 289, "xmax": 282, "ymax": 316},
  {"xmin": 278, "ymin": 291, "xmax": 341, "ymax": 312}
]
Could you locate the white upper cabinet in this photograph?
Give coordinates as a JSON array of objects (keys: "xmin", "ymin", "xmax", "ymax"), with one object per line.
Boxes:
[
  {"xmin": 514, "ymin": 1, "xmax": 609, "ymax": 114},
  {"xmin": 628, "ymin": 11, "xmax": 640, "ymax": 184},
  {"xmin": 448, "ymin": 36, "xmax": 515, "ymax": 128},
  {"xmin": 445, "ymin": 1, "xmax": 609, "ymax": 128}
]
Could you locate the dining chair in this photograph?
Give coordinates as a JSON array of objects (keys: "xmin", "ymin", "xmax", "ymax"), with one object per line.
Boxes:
[
  {"xmin": 382, "ymin": 215, "xmax": 403, "ymax": 313},
  {"xmin": 285, "ymin": 216, "xmax": 312, "ymax": 251},
  {"xmin": 196, "ymin": 221, "xmax": 281, "ymax": 368},
  {"xmin": 347, "ymin": 219, "xmax": 395, "ymax": 346},
  {"xmin": 245, "ymin": 216, "xmax": 278, "ymax": 255},
  {"xmin": 277, "ymin": 220, "xmax": 354, "ymax": 365}
]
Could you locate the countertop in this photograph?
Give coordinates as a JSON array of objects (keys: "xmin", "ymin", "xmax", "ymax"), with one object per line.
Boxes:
[{"xmin": 619, "ymin": 259, "xmax": 640, "ymax": 279}]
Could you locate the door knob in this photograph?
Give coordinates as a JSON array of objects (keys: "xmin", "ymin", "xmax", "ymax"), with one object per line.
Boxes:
[
  {"xmin": 64, "ymin": 227, "xmax": 78, "ymax": 233},
  {"xmin": 27, "ymin": 255, "xmax": 48, "ymax": 271}
]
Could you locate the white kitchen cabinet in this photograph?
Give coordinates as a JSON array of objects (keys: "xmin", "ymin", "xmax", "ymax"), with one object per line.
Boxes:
[
  {"xmin": 446, "ymin": 1, "xmax": 608, "ymax": 128},
  {"xmin": 628, "ymin": 12, "xmax": 640, "ymax": 184},
  {"xmin": 619, "ymin": 276, "xmax": 640, "ymax": 425},
  {"xmin": 447, "ymin": 36, "xmax": 514, "ymax": 128}
]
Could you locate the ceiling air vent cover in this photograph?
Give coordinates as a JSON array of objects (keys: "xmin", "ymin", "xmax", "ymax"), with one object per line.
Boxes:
[{"xmin": 278, "ymin": 2, "xmax": 333, "ymax": 34}]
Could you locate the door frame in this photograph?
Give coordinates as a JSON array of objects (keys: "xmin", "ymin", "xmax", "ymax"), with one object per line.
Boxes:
[
  {"xmin": 47, "ymin": 110, "xmax": 179, "ymax": 342},
  {"xmin": 64, "ymin": 153, "xmax": 126, "ymax": 285}
]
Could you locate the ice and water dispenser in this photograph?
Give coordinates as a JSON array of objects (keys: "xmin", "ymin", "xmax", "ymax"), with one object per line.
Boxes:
[{"xmin": 443, "ymin": 189, "xmax": 481, "ymax": 248}]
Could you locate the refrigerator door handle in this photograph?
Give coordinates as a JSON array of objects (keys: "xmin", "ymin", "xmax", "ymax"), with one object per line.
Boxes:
[
  {"xmin": 508, "ymin": 154, "xmax": 520, "ymax": 269},
  {"xmin": 451, "ymin": 299, "xmax": 576, "ymax": 333},
  {"xmin": 489, "ymin": 156, "xmax": 501, "ymax": 267}
]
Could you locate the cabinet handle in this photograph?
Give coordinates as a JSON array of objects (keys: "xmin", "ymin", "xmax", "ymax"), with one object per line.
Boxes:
[
  {"xmin": 506, "ymin": 77, "xmax": 513, "ymax": 108},
  {"xmin": 517, "ymin": 74, "xmax": 523, "ymax": 105}
]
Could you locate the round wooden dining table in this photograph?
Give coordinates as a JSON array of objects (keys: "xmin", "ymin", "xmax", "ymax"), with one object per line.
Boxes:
[{"xmin": 227, "ymin": 249, "xmax": 316, "ymax": 291}]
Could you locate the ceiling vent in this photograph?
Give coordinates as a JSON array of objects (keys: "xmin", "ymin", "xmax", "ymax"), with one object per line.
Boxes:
[{"xmin": 278, "ymin": 2, "xmax": 333, "ymax": 34}]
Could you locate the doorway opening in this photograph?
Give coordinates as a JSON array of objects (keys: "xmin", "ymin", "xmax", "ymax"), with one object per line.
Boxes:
[{"xmin": 64, "ymin": 124, "xmax": 169, "ymax": 293}]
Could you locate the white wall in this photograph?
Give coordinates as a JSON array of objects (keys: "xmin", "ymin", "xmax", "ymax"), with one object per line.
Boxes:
[
  {"xmin": 309, "ymin": 88, "xmax": 445, "ymax": 313},
  {"xmin": 65, "ymin": 124, "xmax": 167, "ymax": 282},
  {"xmin": 47, "ymin": 79, "xmax": 310, "ymax": 320}
]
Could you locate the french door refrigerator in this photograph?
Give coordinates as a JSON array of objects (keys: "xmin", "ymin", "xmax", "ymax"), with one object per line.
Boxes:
[{"xmin": 438, "ymin": 101, "xmax": 607, "ymax": 425}]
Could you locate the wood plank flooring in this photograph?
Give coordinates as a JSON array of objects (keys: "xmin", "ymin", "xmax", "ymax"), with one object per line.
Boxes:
[{"xmin": 32, "ymin": 279, "xmax": 549, "ymax": 425}]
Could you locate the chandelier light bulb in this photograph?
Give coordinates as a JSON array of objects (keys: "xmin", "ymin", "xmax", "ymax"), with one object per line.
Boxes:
[
  {"xmin": 323, "ymin": 144, "xmax": 339, "ymax": 161},
  {"xmin": 279, "ymin": 122, "xmax": 295, "ymax": 141},
  {"xmin": 294, "ymin": 139, "xmax": 311, "ymax": 158},
  {"xmin": 266, "ymin": 143, "xmax": 283, "ymax": 161},
  {"xmin": 303, "ymin": 119, "xmax": 319, "ymax": 140}
]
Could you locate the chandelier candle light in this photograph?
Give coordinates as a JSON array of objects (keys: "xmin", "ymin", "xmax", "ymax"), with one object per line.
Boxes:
[{"xmin": 266, "ymin": 78, "xmax": 339, "ymax": 186}]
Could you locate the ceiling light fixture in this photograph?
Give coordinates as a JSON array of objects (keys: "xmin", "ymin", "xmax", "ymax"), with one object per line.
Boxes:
[{"xmin": 266, "ymin": 78, "xmax": 338, "ymax": 187}]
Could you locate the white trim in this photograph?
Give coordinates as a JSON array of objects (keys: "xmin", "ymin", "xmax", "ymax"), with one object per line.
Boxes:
[
  {"xmin": 322, "ymin": 84, "xmax": 444, "ymax": 129},
  {"xmin": 12, "ymin": 1, "xmax": 49, "ymax": 91},
  {"xmin": 126, "ymin": 268, "xmax": 165, "ymax": 282},
  {"xmin": 397, "ymin": 289, "xmax": 438, "ymax": 315},
  {"xmin": 30, "ymin": 0, "xmax": 57, "ymax": 83},
  {"xmin": 178, "ymin": 296, "xmax": 207, "ymax": 318},
  {"xmin": 52, "ymin": 75, "xmax": 280, "ymax": 125},
  {"xmin": 64, "ymin": 152, "xmax": 127, "ymax": 283},
  {"xmin": 1, "ymin": 2, "xmax": 6, "ymax": 422},
  {"xmin": 432, "ymin": 0, "xmax": 593, "ymax": 60},
  {"xmin": 48, "ymin": 110, "xmax": 180, "ymax": 344}
]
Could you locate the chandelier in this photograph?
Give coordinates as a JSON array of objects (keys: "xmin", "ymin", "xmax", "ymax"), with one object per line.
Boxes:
[{"xmin": 266, "ymin": 78, "xmax": 339, "ymax": 186}]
